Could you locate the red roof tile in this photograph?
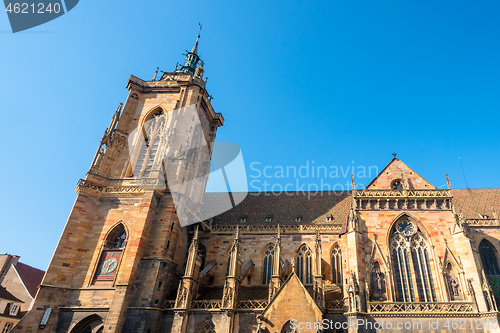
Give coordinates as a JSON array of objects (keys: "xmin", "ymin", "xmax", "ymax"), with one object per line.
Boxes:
[
  {"xmin": 453, "ymin": 189, "xmax": 500, "ymax": 219},
  {"xmin": 206, "ymin": 189, "xmax": 500, "ymax": 227},
  {"xmin": 206, "ymin": 191, "xmax": 351, "ymax": 226},
  {"xmin": 14, "ymin": 262, "xmax": 45, "ymax": 298}
]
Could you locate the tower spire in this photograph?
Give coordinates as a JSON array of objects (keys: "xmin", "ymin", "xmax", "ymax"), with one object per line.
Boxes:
[
  {"xmin": 191, "ymin": 23, "xmax": 202, "ymax": 54},
  {"xmin": 178, "ymin": 24, "xmax": 203, "ymax": 76}
]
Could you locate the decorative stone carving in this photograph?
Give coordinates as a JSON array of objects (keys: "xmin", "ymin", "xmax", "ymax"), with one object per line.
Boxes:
[
  {"xmin": 175, "ymin": 286, "xmax": 188, "ymax": 308},
  {"xmin": 348, "ymin": 274, "xmax": 360, "ymax": 312}
]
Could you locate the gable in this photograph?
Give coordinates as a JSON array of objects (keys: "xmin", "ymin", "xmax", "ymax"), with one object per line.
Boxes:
[
  {"xmin": 14, "ymin": 262, "xmax": 45, "ymax": 298},
  {"xmin": 260, "ymin": 273, "xmax": 322, "ymax": 333},
  {"xmin": 366, "ymin": 158, "xmax": 435, "ymax": 190}
]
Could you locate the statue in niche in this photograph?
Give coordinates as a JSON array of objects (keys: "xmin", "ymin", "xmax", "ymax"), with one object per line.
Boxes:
[
  {"xmin": 450, "ymin": 278, "xmax": 460, "ymax": 296},
  {"xmin": 445, "ymin": 262, "xmax": 462, "ymax": 300},
  {"xmin": 371, "ymin": 262, "xmax": 386, "ymax": 301},
  {"xmin": 347, "ymin": 274, "xmax": 360, "ymax": 312}
]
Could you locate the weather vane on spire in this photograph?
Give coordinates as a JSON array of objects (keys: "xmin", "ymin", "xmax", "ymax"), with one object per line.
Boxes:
[{"xmin": 198, "ymin": 22, "xmax": 203, "ymax": 37}]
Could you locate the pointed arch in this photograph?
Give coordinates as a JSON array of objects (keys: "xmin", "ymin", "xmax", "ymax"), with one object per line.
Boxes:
[
  {"xmin": 296, "ymin": 244, "xmax": 313, "ymax": 285},
  {"xmin": 104, "ymin": 222, "xmax": 128, "ymax": 249},
  {"xmin": 330, "ymin": 243, "xmax": 342, "ymax": 284},
  {"xmin": 385, "ymin": 212, "xmax": 431, "ymax": 246},
  {"xmin": 442, "ymin": 246, "xmax": 462, "ymax": 274},
  {"xmin": 479, "ymin": 239, "xmax": 500, "ymax": 276},
  {"xmin": 94, "ymin": 223, "xmax": 128, "ymax": 281},
  {"xmin": 262, "ymin": 243, "xmax": 275, "ymax": 285},
  {"xmin": 389, "ymin": 215, "xmax": 436, "ymax": 302},
  {"xmin": 130, "ymin": 106, "xmax": 170, "ymax": 178},
  {"xmin": 139, "ymin": 105, "xmax": 169, "ymax": 127},
  {"xmin": 444, "ymin": 261, "xmax": 463, "ymax": 301},
  {"xmin": 195, "ymin": 319, "xmax": 216, "ymax": 333},
  {"xmin": 368, "ymin": 238, "xmax": 390, "ymax": 274},
  {"xmin": 69, "ymin": 314, "xmax": 103, "ymax": 333}
]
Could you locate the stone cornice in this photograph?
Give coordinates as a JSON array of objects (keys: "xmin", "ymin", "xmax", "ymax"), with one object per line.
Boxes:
[
  {"xmin": 354, "ymin": 189, "xmax": 452, "ymax": 199},
  {"xmin": 207, "ymin": 224, "xmax": 342, "ymax": 234},
  {"xmin": 76, "ymin": 179, "xmax": 145, "ymax": 197}
]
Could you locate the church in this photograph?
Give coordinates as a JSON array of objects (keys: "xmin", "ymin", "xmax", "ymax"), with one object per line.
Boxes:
[{"xmin": 14, "ymin": 34, "xmax": 500, "ymax": 333}]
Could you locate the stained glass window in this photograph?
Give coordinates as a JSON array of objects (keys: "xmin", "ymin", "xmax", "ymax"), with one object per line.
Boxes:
[
  {"xmin": 479, "ymin": 240, "xmax": 500, "ymax": 276},
  {"xmin": 262, "ymin": 244, "xmax": 275, "ymax": 284},
  {"xmin": 296, "ymin": 245, "xmax": 313, "ymax": 285},
  {"xmin": 390, "ymin": 219, "xmax": 436, "ymax": 302},
  {"xmin": 133, "ymin": 109, "xmax": 167, "ymax": 178},
  {"xmin": 331, "ymin": 243, "xmax": 342, "ymax": 284}
]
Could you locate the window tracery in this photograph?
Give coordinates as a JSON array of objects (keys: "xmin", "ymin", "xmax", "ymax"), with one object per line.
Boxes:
[
  {"xmin": 390, "ymin": 218, "xmax": 436, "ymax": 302},
  {"xmin": 479, "ymin": 239, "xmax": 500, "ymax": 276},
  {"xmin": 296, "ymin": 244, "xmax": 313, "ymax": 285},
  {"xmin": 331, "ymin": 243, "xmax": 342, "ymax": 284},
  {"xmin": 262, "ymin": 244, "xmax": 275, "ymax": 284}
]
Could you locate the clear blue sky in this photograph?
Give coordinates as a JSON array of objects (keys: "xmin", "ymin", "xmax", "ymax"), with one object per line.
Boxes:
[{"xmin": 1, "ymin": 0, "xmax": 499, "ymax": 269}]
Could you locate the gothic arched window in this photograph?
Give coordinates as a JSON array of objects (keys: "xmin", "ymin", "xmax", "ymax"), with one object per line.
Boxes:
[
  {"xmin": 95, "ymin": 224, "xmax": 127, "ymax": 281},
  {"xmin": 106, "ymin": 225, "xmax": 126, "ymax": 249},
  {"xmin": 133, "ymin": 109, "xmax": 168, "ymax": 178},
  {"xmin": 262, "ymin": 244, "xmax": 275, "ymax": 284},
  {"xmin": 331, "ymin": 243, "xmax": 342, "ymax": 284},
  {"xmin": 390, "ymin": 218, "xmax": 436, "ymax": 302},
  {"xmin": 296, "ymin": 244, "xmax": 313, "ymax": 285},
  {"xmin": 198, "ymin": 321, "xmax": 216, "ymax": 333},
  {"xmin": 226, "ymin": 256, "xmax": 231, "ymax": 277},
  {"xmin": 479, "ymin": 239, "xmax": 500, "ymax": 276}
]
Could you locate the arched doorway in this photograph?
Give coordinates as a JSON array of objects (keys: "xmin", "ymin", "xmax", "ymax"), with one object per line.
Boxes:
[{"xmin": 70, "ymin": 314, "xmax": 104, "ymax": 333}]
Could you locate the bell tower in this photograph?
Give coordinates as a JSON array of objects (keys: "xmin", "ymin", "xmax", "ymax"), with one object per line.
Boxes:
[{"xmin": 15, "ymin": 33, "xmax": 224, "ymax": 333}]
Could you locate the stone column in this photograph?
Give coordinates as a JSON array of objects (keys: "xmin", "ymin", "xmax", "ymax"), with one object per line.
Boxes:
[
  {"xmin": 314, "ymin": 229, "xmax": 325, "ymax": 309},
  {"xmin": 171, "ymin": 227, "xmax": 202, "ymax": 333},
  {"xmin": 269, "ymin": 226, "xmax": 282, "ymax": 301},
  {"xmin": 220, "ymin": 227, "xmax": 242, "ymax": 333}
]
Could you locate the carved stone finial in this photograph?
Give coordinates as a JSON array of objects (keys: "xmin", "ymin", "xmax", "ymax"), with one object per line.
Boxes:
[
  {"xmin": 446, "ymin": 173, "xmax": 452, "ymax": 189},
  {"xmin": 274, "ymin": 225, "xmax": 281, "ymax": 247},
  {"xmin": 315, "ymin": 228, "xmax": 321, "ymax": 248},
  {"xmin": 392, "ymin": 152, "xmax": 397, "ymax": 158},
  {"xmin": 351, "ymin": 173, "xmax": 355, "ymax": 191},
  {"xmin": 152, "ymin": 67, "xmax": 159, "ymax": 81},
  {"xmin": 291, "ymin": 257, "xmax": 295, "ymax": 272},
  {"xmin": 194, "ymin": 60, "xmax": 205, "ymax": 78},
  {"xmin": 193, "ymin": 225, "xmax": 199, "ymax": 241},
  {"xmin": 229, "ymin": 226, "xmax": 240, "ymax": 254}
]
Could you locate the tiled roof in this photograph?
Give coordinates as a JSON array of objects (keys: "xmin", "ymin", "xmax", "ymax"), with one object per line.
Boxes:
[
  {"xmin": 206, "ymin": 191, "xmax": 352, "ymax": 226},
  {"xmin": 0, "ymin": 286, "xmax": 23, "ymax": 303},
  {"xmin": 14, "ymin": 262, "xmax": 45, "ymax": 298},
  {"xmin": 205, "ymin": 189, "xmax": 500, "ymax": 227},
  {"xmin": 453, "ymin": 189, "xmax": 500, "ymax": 219}
]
